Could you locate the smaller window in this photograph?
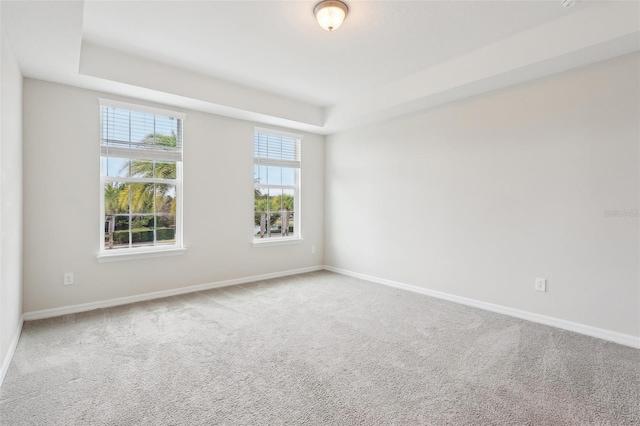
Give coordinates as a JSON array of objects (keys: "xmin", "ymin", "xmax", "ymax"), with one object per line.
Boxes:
[{"xmin": 253, "ymin": 127, "xmax": 302, "ymax": 241}]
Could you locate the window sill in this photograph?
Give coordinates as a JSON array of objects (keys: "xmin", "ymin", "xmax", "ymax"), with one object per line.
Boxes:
[
  {"xmin": 252, "ymin": 237, "xmax": 304, "ymax": 248},
  {"xmin": 97, "ymin": 247, "xmax": 187, "ymax": 263}
]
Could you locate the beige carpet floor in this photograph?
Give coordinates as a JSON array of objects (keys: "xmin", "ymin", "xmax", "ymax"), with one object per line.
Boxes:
[{"xmin": 0, "ymin": 271, "xmax": 638, "ymax": 425}]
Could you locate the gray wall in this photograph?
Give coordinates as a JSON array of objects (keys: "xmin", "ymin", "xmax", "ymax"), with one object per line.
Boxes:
[
  {"xmin": 22, "ymin": 79, "xmax": 324, "ymax": 313},
  {"xmin": 325, "ymin": 53, "xmax": 639, "ymax": 337},
  {"xmin": 0, "ymin": 25, "xmax": 24, "ymax": 368}
]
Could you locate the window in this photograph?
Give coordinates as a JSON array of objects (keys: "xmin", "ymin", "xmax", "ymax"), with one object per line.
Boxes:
[
  {"xmin": 99, "ymin": 99, "xmax": 184, "ymax": 257},
  {"xmin": 253, "ymin": 127, "xmax": 302, "ymax": 241}
]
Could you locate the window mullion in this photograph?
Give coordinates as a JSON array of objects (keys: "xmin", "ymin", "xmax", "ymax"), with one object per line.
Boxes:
[
  {"xmin": 103, "ymin": 176, "xmax": 176, "ymax": 185},
  {"xmin": 153, "ymin": 182, "xmax": 157, "ymax": 246},
  {"xmin": 255, "ymin": 184, "xmax": 297, "ymax": 190},
  {"xmin": 128, "ymin": 182, "xmax": 133, "ymax": 250}
]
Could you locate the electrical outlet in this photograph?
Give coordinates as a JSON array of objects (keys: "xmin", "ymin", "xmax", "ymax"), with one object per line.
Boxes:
[
  {"xmin": 64, "ymin": 272, "xmax": 74, "ymax": 286},
  {"xmin": 311, "ymin": 245, "xmax": 316, "ymax": 254},
  {"xmin": 535, "ymin": 277, "xmax": 546, "ymax": 292}
]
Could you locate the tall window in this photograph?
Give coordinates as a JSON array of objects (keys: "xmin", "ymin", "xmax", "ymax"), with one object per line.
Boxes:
[
  {"xmin": 253, "ymin": 127, "xmax": 302, "ymax": 241},
  {"xmin": 100, "ymin": 100, "xmax": 184, "ymax": 254}
]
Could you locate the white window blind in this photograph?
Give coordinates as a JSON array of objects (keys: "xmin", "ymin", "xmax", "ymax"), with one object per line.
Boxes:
[
  {"xmin": 100, "ymin": 101, "xmax": 183, "ymax": 162},
  {"xmin": 253, "ymin": 127, "xmax": 301, "ymax": 168}
]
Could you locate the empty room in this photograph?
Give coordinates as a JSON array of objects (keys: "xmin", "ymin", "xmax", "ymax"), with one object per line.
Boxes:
[{"xmin": 1, "ymin": 0, "xmax": 638, "ymax": 424}]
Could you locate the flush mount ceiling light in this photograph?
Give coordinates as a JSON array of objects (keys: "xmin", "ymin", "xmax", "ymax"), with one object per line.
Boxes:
[
  {"xmin": 562, "ymin": 0, "xmax": 576, "ymax": 8},
  {"xmin": 314, "ymin": 0, "xmax": 349, "ymax": 32}
]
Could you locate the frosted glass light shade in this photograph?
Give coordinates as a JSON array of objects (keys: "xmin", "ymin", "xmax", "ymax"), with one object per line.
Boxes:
[{"xmin": 314, "ymin": 0, "xmax": 348, "ymax": 32}]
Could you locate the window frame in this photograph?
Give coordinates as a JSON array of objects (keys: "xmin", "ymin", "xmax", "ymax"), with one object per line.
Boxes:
[
  {"xmin": 97, "ymin": 99, "xmax": 186, "ymax": 261},
  {"xmin": 252, "ymin": 127, "xmax": 303, "ymax": 246}
]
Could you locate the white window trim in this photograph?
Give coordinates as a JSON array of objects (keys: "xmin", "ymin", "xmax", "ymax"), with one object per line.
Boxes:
[
  {"xmin": 97, "ymin": 247, "xmax": 187, "ymax": 263},
  {"xmin": 253, "ymin": 127, "xmax": 303, "ymax": 244},
  {"xmin": 252, "ymin": 237, "xmax": 304, "ymax": 248},
  {"xmin": 99, "ymin": 98, "xmax": 186, "ymax": 121},
  {"xmin": 98, "ymin": 100, "xmax": 185, "ymax": 261},
  {"xmin": 253, "ymin": 126, "xmax": 302, "ymax": 140}
]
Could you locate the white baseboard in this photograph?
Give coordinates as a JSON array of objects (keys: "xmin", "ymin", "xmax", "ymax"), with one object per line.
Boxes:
[
  {"xmin": 23, "ymin": 265, "xmax": 324, "ymax": 321},
  {"xmin": 0, "ymin": 315, "xmax": 24, "ymax": 389},
  {"xmin": 324, "ymin": 265, "xmax": 640, "ymax": 349},
  {"xmin": 20, "ymin": 264, "xmax": 640, "ymax": 349}
]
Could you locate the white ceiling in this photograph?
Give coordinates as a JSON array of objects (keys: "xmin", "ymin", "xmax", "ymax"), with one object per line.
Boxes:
[
  {"xmin": 82, "ymin": 1, "xmax": 577, "ymax": 106},
  {"xmin": 2, "ymin": 1, "xmax": 639, "ymax": 134}
]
